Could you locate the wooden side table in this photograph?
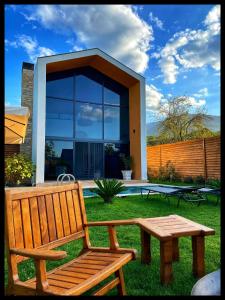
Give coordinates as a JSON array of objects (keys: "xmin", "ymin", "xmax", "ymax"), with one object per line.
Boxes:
[{"xmin": 137, "ymin": 215, "xmax": 215, "ymax": 285}]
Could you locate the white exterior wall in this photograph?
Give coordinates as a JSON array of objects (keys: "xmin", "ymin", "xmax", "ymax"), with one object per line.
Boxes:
[
  {"xmin": 32, "ymin": 60, "xmax": 46, "ymax": 184},
  {"xmin": 140, "ymin": 78, "xmax": 147, "ymax": 180},
  {"xmin": 32, "ymin": 49, "xmax": 147, "ymax": 183}
]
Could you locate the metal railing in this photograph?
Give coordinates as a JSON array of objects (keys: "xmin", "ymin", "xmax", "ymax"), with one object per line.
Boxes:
[{"xmin": 57, "ymin": 173, "xmax": 76, "ymax": 184}]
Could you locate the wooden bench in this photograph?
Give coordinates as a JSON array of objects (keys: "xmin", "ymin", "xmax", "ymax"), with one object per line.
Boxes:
[{"xmin": 5, "ymin": 182, "xmax": 138, "ymax": 296}]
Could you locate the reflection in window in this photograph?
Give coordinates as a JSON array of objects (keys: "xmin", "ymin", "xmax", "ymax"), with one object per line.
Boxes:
[
  {"xmin": 75, "ymin": 103, "xmax": 103, "ymax": 139},
  {"xmin": 46, "ymin": 98, "xmax": 73, "ymax": 137},
  {"xmin": 104, "ymin": 143, "xmax": 129, "ymax": 178},
  {"xmin": 104, "ymin": 87, "xmax": 120, "ymax": 105},
  {"xmin": 45, "ymin": 140, "xmax": 73, "ymax": 179},
  {"xmin": 75, "ymin": 75, "xmax": 102, "ymax": 103},
  {"xmin": 120, "ymin": 107, "xmax": 129, "ymax": 141},
  {"xmin": 104, "ymin": 106, "xmax": 120, "ymax": 140},
  {"xmin": 46, "ymin": 77, "xmax": 73, "ymax": 100}
]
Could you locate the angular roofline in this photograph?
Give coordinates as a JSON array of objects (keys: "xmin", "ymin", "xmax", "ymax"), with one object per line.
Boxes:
[{"xmin": 36, "ymin": 48, "xmax": 145, "ymax": 81}]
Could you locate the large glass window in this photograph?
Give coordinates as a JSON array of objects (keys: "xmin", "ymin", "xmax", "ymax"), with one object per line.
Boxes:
[
  {"xmin": 45, "ymin": 67, "xmax": 130, "ymax": 179},
  {"xmin": 75, "ymin": 75, "xmax": 102, "ymax": 103},
  {"xmin": 45, "ymin": 140, "xmax": 73, "ymax": 179},
  {"xmin": 75, "ymin": 103, "xmax": 103, "ymax": 139},
  {"xmin": 104, "ymin": 106, "xmax": 120, "ymax": 140},
  {"xmin": 46, "ymin": 76, "xmax": 73, "ymax": 100},
  {"xmin": 46, "ymin": 98, "xmax": 73, "ymax": 137},
  {"xmin": 104, "ymin": 87, "xmax": 120, "ymax": 105}
]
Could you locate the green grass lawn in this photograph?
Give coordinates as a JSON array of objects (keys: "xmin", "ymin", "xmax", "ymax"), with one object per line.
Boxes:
[{"xmin": 4, "ymin": 193, "xmax": 220, "ymax": 296}]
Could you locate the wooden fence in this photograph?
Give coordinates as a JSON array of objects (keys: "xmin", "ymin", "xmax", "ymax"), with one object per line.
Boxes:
[
  {"xmin": 146, "ymin": 136, "xmax": 220, "ymax": 180},
  {"xmin": 4, "ymin": 144, "xmax": 20, "ymax": 158}
]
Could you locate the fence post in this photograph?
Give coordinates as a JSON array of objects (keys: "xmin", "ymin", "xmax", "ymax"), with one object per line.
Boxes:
[
  {"xmin": 202, "ymin": 138, "xmax": 207, "ymax": 182},
  {"xmin": 160, "ymin": 145, "xmax": 162, "ymax": 168}
]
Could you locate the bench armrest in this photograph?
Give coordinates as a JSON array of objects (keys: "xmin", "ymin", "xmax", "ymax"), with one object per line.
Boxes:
[
  {"xmin": 10, "ymin": 248, "xmax": 67, "ymax": 261},
  {"xmin": 86, "ymin": 218, "xmax": 141, "ymax": 227}
]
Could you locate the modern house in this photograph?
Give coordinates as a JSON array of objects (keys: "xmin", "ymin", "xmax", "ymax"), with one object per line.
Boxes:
[{"xmin": 21, "ymin": 48, "xmax": 147, "ymax": 184}]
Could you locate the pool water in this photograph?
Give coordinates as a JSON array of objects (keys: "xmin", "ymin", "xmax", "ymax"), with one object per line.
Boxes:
[{"xmin": 83, "ymin": 185, "xmax": 157, "ymax": 197}]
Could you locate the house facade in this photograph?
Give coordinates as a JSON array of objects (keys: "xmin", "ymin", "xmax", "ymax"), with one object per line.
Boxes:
[{"xmin": 21, "ymin": 49, "xmax": 147, "ymax": 184}]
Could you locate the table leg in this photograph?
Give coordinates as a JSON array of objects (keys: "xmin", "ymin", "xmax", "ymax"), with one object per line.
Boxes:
[
  {"xmin": 160, "ymin": 240, "xmax": 173, "ymax": 284},
  {"xmin": 192, "ymin": 236, "xmax": 205, "ymax": 278},
  {"xmin": 141, "ymin": 228, "xmax": 151, "ymax": 264},
  {"xmin": 172, "ymin": 238, "xmax": 179, "ymax": 261}
]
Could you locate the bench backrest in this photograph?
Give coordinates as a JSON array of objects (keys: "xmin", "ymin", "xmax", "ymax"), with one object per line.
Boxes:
[{"xmin": 5, "ymin": 182, "xmax": 88, "ymax": 264}]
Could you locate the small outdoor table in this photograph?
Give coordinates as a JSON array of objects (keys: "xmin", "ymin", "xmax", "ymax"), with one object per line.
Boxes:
[{"xmin": 137, "ymin": 215, "xmax": 215, "ymax": 285}]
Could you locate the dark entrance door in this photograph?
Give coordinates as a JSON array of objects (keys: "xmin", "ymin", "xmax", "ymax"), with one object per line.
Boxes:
[{"xmin": 75, "ymin": 142, "xmax": 104, "ymax": 179}]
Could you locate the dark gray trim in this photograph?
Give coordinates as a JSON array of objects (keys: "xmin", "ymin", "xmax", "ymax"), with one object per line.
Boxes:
[{"xmin": 22, "ymin": 62, "xmax": 34, "ymax": 70}]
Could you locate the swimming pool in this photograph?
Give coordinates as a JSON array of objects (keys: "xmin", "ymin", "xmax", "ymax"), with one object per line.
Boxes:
[{"xmin": 83, "ymin": 185, "xmax": 159, "ymax": 197}]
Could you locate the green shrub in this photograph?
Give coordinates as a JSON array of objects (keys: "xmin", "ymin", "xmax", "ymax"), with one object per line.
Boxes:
[
  {"xmin": 92, "ymin": 179, "xmax": 126, "ymax": 203},
  {"xmin": 119, "ymin": 154, "xmax": 133, "ymax": 170},
  {"xmin": 147, "ymin": 167, "xmax": 155, "ymax": 181},
  {"xmin": 158, "ymin": 165, "xmax": 166, "ymax": 180},
  {"xmin": 183, "ymin": 176, "xmax": 193, "ymax": 184},
  {"xmin": 194, "ymin": 175, "xmax": 205, "ymax": 185},
  {"xmin": 206, "ymin": 178, "xmax": 220, "ymax": 188},
  {"xmin": 5, "ymin": 153, "xmax": 35, "ymax": 186},
  {"xmin": 158, "ymin": 161, "xmax": 179, "ymax": 182}
]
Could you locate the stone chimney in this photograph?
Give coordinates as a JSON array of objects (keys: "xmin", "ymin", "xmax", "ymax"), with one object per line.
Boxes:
[{"xmin": 20, "ymin": 62, "xmax": 34, "ymax": 159}]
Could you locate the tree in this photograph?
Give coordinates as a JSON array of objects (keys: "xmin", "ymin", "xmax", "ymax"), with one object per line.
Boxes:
[{"xmin": 156, "ymin": 96, "xmax": 212, "ymax": 142}]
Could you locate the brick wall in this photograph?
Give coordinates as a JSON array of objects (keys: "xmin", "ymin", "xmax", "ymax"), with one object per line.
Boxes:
[{"xmin": 20, "ymin": 62, "xmax": 34, "ymax": 159}]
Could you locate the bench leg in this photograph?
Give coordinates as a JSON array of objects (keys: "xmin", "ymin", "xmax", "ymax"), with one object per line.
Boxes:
[
  {"xmin": 160, "ymin": 240, "xmax": 173, "ymax": 284},
  {"xmin": 192, "ymin": 236, "xmax": 205, "ymax": 278},
  {"xmin": 172, "ymin": 238, "xmax": 179, "ymax": 261},
  {"xmin": 141, "ymin": 228, "xmax": 151, "ymax": 264},
  {"xmin": 115, "ymin": 268, "xmax": 126, "ymax": 296}
]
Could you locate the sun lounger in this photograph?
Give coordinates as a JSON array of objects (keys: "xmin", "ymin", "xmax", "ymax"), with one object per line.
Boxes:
[{"xmin": 141, "ymin": 185, "xmax": 207, "ymax": 207}]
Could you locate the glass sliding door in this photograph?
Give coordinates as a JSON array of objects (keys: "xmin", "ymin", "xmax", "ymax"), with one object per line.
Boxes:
[
  {"xmin": 45, "ymin": 140, "xmax": 74, "ymax": 180},
  {"xmin": 75, "ymin": 142, "xmax": 103, "ymax": 179},
  {"xmin": 74, "ymin": 142, "xmax": 89, "ymax": 179},
  {"xmin": 89, "ymin": 143, "xmax": 104, "ymax": 179}
]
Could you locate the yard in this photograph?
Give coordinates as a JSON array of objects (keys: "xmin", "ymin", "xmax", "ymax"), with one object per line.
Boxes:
[{"xmin": 4, "ymin": 192, "xmax": 220, "ymax": 296}]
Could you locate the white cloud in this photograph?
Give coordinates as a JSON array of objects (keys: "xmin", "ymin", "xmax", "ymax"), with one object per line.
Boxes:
[
  {"xmin": 151, "ymin": 52, "xmax": 160, "ymax": 59},
  {"xmin": 5, "ymin": 39, "xmax": 18, "ymax": 48},
  {"xmin": 159, "ymin": 56, "xmax": 178, "ymax": 84},
  {"xmin": 156, "ymin": 5, "xmax": 220, "ymax": 84},
  {"xmin": 149, "ymin": 12, "xmax": 164, "ymax": 30},
  {"xmin": 146, "ymin": 84, "xmax": 206, "ymax": 113},
  {"xmin": 72, "ymin": 45, "xmax": 85, "ymax": 52},
  {"xmin": 26, "ymin": 5, "xmax": 153, "ymax": 73},
  {"xmin": 193, "ymin": 87, "xmax": 208, "ymax": 98},
  {"xmin": 20, "ymin": 12, "xmax": 37, "ymax": 22},
  {"xmin": 186, "ymin": 97, "xmax": 206, "ymax": 107},
  {"xmin": 146, "ymin": 84, "xmax": 166, "ymax": 111},
  {"xmin": 6, "ymin": 34, "xmax": 55, "ymax": 63}
]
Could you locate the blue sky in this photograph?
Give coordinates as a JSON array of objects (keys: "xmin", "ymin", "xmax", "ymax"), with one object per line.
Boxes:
[{"xmin": 5, "ymin": 4, "xmax": 220, "ymax": 123}]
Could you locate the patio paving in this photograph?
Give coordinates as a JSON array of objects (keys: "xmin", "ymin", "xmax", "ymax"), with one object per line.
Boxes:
[{"xmin": 39, "ymin": 179, "xmax": 149, "ymax": 188}]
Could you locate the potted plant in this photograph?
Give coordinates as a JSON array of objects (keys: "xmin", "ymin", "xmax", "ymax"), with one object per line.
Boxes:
[
  {"xmin": 92, "ymin": 179, "xmax": 126, "ymax": 203},
  {"xmin": 5, "ymin": 153, "xmax": 36, "ymax": 187},
  {"xmin": 120, "ymin": 154, "xmax": 133, "ymax": 180}
]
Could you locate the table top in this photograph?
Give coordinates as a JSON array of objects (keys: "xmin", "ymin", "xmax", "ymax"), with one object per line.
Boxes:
[{"xmin": 137, "ymin": 215, "xmax": 215, "ymax": 240}]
